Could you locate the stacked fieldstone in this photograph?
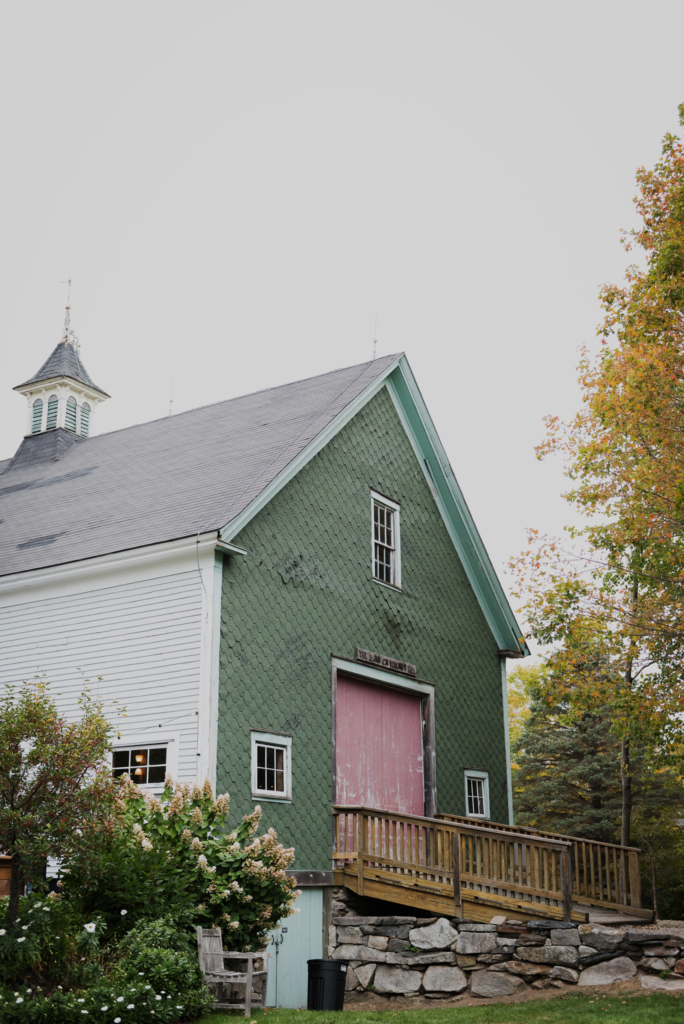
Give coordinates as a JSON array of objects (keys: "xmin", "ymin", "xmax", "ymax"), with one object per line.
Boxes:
[{"xmin": 329, "ymin": 915, "xmax": 684, "ymax": 999}]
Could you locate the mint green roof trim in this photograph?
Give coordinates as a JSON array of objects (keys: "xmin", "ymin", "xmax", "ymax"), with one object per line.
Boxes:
[
  {"xmin": 220, "ymin": 354, "xmax": 528, "ymax": 657},
  {"xmin": 385, "ymin": 358, "xmax": 529, "ymax": 657}
]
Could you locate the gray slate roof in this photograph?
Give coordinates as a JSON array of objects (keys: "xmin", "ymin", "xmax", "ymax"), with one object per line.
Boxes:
[
  {"xmin": 0, "ymin": 354, "xmax": 400, "ymax": 577},
  {"xmin": 15, "ymin": 339, "xmax": 109, "ymax": 396}
]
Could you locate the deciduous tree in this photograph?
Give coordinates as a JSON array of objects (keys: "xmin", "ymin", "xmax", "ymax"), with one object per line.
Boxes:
[
  {"xmin": 510, "ymin": 104, "xmax": 684, "ymax": 843},
  {"xmin": 0, "ymin": 681, "xmax": 117, "ymax": 926}
]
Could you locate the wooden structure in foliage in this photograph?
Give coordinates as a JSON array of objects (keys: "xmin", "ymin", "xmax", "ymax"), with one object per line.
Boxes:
[{"xmin": 196, "ymin": 926, "xmax": 269, "ymax": 1017}]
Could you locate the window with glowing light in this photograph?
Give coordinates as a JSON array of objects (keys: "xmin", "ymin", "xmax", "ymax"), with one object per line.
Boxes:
[{"xmin": 112, "ymin": 746, "xmax": 167, "ymax": 786}]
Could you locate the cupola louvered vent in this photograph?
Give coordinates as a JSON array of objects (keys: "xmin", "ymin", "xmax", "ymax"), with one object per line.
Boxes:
[
  {"xmin": 65, "ymin": 396, "xmax": 77, "ymax": 432},
  {"xmin": 46, "ymin": 395, "xmax": 58, "ymax": 430},
  {"xmin": 31, "ymin": 399, "xmax": 43, "ymax": 434},
  {"xmin": 80, "ymin": 403, "xmax": 90, "ymax": 437}
]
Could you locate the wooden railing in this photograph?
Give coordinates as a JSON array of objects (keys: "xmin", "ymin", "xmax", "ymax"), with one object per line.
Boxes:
[
  {"xmin": 436, "ymin": 813, "xmax": 644, "ymax": 915},
  {"xmin": 333, "ymin": 806, "xmax": 578, "ymax": 922}
]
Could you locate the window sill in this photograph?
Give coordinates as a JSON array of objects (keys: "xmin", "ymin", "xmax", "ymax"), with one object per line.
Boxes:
[
  {"xmin": 251, "ymin": 793, "xmax": 292, "ymax": 804},
  {"xmin": 372, "ymin": 578, "xmax": 402, "ymax": 593}
]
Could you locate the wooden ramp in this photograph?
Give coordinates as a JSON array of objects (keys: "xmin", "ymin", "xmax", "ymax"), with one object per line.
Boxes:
[{"xmin": 333, "ymin": 807, "xmax": 649, "ymax": 925}]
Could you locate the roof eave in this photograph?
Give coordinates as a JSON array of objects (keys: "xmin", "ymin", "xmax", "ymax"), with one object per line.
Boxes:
[{"xmin": 13, "ymin": 376, "xmax": 111, "ymax": 401}]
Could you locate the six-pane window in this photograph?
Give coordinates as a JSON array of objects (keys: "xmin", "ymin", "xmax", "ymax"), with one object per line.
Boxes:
[
  {"xmin": 465, "ymin": 772, "xmax": 489, "ymax": 817},
  {"xmin": 466, "ymin": 777, "xmax": 485, "ymax": 815},
  {"xmin": 255, "ymin": 743, "xmax": 285, "ymax": 794},
  {"xmin": 373, "ymin": 500, "xmax": 395, "ymax": 584},
  {"xmin": 113, "ymin": 746, "xmax": 167, "ymax": 786}
]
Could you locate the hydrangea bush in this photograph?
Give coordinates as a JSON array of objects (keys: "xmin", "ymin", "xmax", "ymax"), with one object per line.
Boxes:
[
  {"xmin": 0, "ymin": 777, "xmax": 300, "ymax": 1020},
  {"xmin": 65, "ymin": 776, "xmax": 300, "ymax": 951}
]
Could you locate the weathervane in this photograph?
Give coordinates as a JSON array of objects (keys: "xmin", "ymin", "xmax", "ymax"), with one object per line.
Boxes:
[{"xmin": 60, "ymin": 277, "xmax": 81, "ymax": 353}]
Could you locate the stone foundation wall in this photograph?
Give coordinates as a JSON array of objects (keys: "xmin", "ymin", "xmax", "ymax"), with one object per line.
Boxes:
[{"xmin": 329, "ymin": 911, "xmax": 684, "ymax": 999}]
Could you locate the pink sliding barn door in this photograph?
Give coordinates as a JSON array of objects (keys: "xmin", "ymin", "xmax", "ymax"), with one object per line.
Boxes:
[{"xmin": 335, "ymin": 674, "xmax": 424, "ymax": 816}]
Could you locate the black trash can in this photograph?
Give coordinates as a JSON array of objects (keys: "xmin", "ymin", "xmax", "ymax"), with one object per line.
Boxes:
[{"xmin": 307, "ymin": 959, "xmax": 346, "ymax": 1010}]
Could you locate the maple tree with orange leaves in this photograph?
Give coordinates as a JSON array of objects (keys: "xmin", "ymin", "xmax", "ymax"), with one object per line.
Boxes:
[{"xmin": 510, "ymin": 104, "xmax": 684, "ymax": 846}]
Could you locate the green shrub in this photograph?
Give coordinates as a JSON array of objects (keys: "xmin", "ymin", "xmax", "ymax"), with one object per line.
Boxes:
[{"xmin": 63, "ymin": 776, "xmax": 300, "ymax": 950}]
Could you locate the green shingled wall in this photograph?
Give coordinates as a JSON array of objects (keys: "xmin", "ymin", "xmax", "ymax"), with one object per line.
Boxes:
[{"xmin": 217, "ymin": 384, "xmax": 507, "ymax": 869}]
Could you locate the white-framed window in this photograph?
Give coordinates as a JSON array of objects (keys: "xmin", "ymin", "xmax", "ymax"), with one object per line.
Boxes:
[
  {"xmin": 371, "ymin": 490, "xmax": 401, "ymax": 588},
  {"xmin": 111, "ymin": 732, "xmax": 179, "ymax": 792},
  {"xmin": 113, "ymin": 745, "xmax": 168, "ymax": 786},
  {"xmin": 251, "ymin": 731, "xmax": 292, "ymax": 801},
  {"xmin": 465, "ymin": 770, "xmax": 490, "ymax": 818}
]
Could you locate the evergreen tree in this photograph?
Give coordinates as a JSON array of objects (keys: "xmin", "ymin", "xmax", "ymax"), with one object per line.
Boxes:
[{"xmin": 512, "ymin": 654, "xmax": 683, "ymax": 844}]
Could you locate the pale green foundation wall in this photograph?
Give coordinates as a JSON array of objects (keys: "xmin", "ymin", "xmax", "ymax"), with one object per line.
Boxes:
[{"xmin": 266, "ymin": 889, "xmax": 324, "ymax": 1008}]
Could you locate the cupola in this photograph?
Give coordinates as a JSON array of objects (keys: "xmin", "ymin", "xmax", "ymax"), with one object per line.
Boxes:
[{"xmin": 13, "ymin": 306, "xmax": 109, "ymax": 439}]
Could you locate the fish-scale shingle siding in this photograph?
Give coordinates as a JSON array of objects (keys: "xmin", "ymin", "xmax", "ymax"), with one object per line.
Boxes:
[{"xmin": 217, "ymin": 385, "xmax": 507, "ymax": 868}]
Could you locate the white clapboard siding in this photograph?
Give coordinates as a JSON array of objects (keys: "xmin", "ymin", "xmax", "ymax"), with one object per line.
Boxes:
[{"xmin": 0, "ymin": 571, "xmax": 203, "ymax": 781}]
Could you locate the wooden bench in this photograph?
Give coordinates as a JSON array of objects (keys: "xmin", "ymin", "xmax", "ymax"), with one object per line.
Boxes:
[{"xmin": 196, "ymin": 926, "xmax": 269, "ymax": 1016}]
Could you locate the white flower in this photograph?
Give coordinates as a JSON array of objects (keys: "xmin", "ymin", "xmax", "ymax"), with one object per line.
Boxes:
[
  {"xmin": 21, "ymin": 925, "xmax": 28, "ymax": 930},
  {"xmin": 176, "ymin": 1006, "xmax": 183, "ymax": 1010},
  {"xmin": 138, "ymin": 972, "xmax": 144, "ymax": 976},
  {"xmin": 127, "ymin": 1004, "xmax": 135, "ymax": 1009},
  {"xmin": 78, "ymin": 998, "xmax": 85, "ymax": 1002},
  {"xmin": 155, "ymin": 995, "xmax": 161, "ymax": 1000},
  {"xmin": 144, "ymin": 985, "xmax": 150, "ymax": 989},
  {"xmin": 43, "ymin": 907, "xmax": 50, "ymax": 911},
  {"xmin": 17, "ymin": 937, "xmax": 25, "ymax": 943},
  {"xmin": 101, "ymin": 1007, "xmax": 109, "ymax": 1011},
  {"xmin": 84, "ymin": 922, "xmax": 97, "ymax": 933},
  {"xmin": 16, "ymin": 998, "xmax": 23, "ymax": 1003},
  {"xmin": 0, "ymin": 929, "xmax": 5, "ymax": 935},
  {"xmin": 115, "ymin": 1019, "xmax": 121, "ymax": 1023},
  {"xmin": 120, "ymin": 909, "xmax": 127, "ymax": 916},
  {"xmin": 117, "ymin": 996, "xmax": 124, "ymax": 1002},
  {"xmin": 141, "ymin": 838, "xmax": 153, "ymax": 853}
]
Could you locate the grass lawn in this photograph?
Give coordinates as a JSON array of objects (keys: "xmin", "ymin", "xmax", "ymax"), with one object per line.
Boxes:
[{"xmin": 197, "ymin": 992, "xmax": 684, "ymax": 1024}]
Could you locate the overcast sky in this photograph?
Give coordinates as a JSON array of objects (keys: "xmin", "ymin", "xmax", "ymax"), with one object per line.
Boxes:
[{"xmin": 2, "ymin": 1, "xmax": 684, "ymax": 636}]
